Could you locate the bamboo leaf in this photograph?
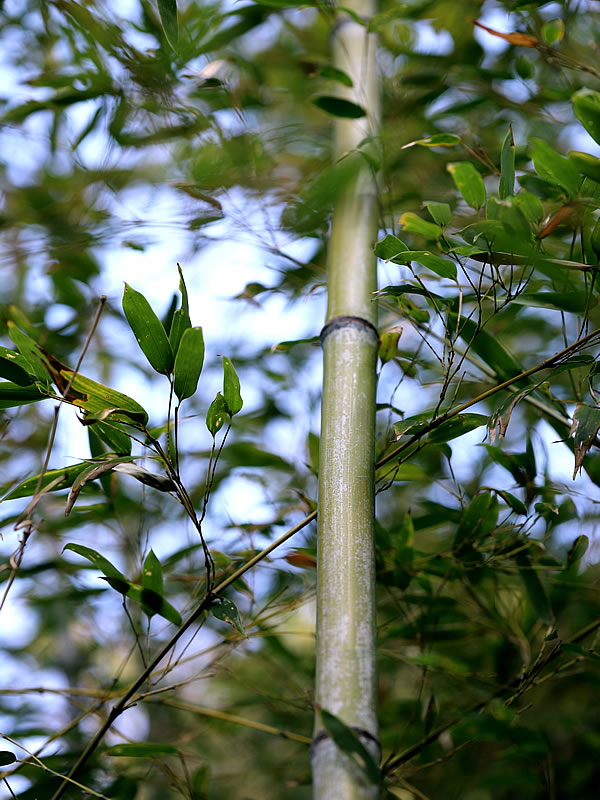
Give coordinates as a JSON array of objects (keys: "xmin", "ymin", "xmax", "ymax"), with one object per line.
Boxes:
[
  {"xmin": 374, "ymin": 234, "xmax": 409, "ymax": 262},
  {"xmin": 400, "ymin": 250, "xmax": 457, "ymax": 279},
  {"xmin": 0, "ymin": 382, "xmax": 46, "ymax": 409},
  {"xmin": 530, "ymin": 138, "xmax": 580, "ymax": 197},
  {"xmin": 447, "ymin": 162, "xmax": 487, "ymax": 209},
  {"xmin": 113, "ymin": 462, "xmax": 176, "ymax": 492},
  {"xmin": 169, "ymin": 264, "xmax": 192, "ymax": 355},
  {"xmin": 206, "ymin": 392, "xmax": 228, "ymax": 436},
  {"xmin": 319, "ymin": 709, "xmax": 381, "ymax": 787},
  {"xmin": 106, "ymin": 743, "xmax": 179, "ymax": 758},
  {"xmin": 174, "ymin": 326, "xmax": 205, "ymax": 401},
  {"xmin": 0, "ymin": 752, "xmax": 16, "ymax": 766},
  {"xmin": 487, "ymin": 385, "xmax": 540, "ymax": 444},
  {"xmin": 61, "ymin": 371, "xmax": 149, "ymax": 425},
  {"xmin": 424, "ymin": 201, "xmax": 451, "ymax": 226},
  {"xmin": 91, "ymin": 420, "xmax": 132, "ymax": 455},
  {"xmin": 378, "ymin": 329, "xmax": 402, "ymax": 364},
  {"xmin": 0, "ymin": 346, "xmax": 35, "ymax": 386},
  {"xmin": 7, "ymin": 322, "xmax": 51, "ymax": 385},
  {"xmin": 450, "ymin": 315, "xmax": 523, "ymax": 382},
  {"xmin": 223, "ymin": 357, "xmax": 243, "ymax": 415},
  {"xmin": 514, "ymin": 549, "xmax": 553, "ymax": 625},
  {"xmin": 209, "ymin": 597, "xmax": 246, "ymax": 636},
  {"xmin": 63, "ymin": 543, "xmax": 128, "ymax": 583},
  {"xmin": 499, "ymin": 125, "xmax": 515, "ymax": 199},
  {"xmin": 65, "ymin": 457, "xmax": 133, "ymax": 516},
  {"xmin": 122, "ymin": 283, "xmax": 174, "ymax": 375},
  {"xmin": 494, "ymin": 489, "xmax": 528, "ymax": 516},
  {"xmin": 569, "ymin": 403, "xmax": 600, "ymax": 478},
  {"xmin": 158, "ymin": 0, "xmax": 178, "ymax": 51},
  {"xmin": 402, "ymin": 133, "xmax": 461, "ymax": 149},
  {"xmin": 398, "ymin": 213, "xmax": 442, "ymax": 240},
  {"xmin": 3, "ymin": 462, "xmax": 94, "ymax": 501},
  {"xmin": 318, "ymin": 66, "xmax": 353, "ymax": 87},
  {"xmin": 572, "ymin": 89, "xmax": 600, "ymax": 146},
  {"xmin": 311, "ymin": 96, "xmax": 366, "ymax": 118},
  {"xmin": 142, "ymin": 550, "xmax": 163, "ymax": 597},
  {"xmin": 569, "ymin": 150, "xmax": 600, "ymax": 183},
  {"xmin": 428, "ymin": 414, "xmax": 488, "ymax": 445}
]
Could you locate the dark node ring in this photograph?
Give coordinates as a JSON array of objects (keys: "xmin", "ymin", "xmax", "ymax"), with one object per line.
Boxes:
[
  {"xmin": 310, "ymin": 726, "xmax": 382, "ymax": 763},
  {"xmin": 320, "ymin": 315, "xmax": 379, "ymax": 344}
]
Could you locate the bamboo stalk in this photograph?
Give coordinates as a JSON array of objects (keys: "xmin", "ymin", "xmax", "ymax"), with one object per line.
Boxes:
[{"xmin": 313, "ymin": 2, "xmax": 381, "ymax": 797}]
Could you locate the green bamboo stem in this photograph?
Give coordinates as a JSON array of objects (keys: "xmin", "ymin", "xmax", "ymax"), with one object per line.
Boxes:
[{"xmin": 313, "ymin": 2, "xmax": 381, "ymax": 797}]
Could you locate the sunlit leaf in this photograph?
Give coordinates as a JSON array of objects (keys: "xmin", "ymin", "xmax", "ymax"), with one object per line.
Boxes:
[
  {"xmin": 2, "ymin": 462, "xmax": 94, "ymax": 501},
  {"xmin": 62, "ymin": 371, "xmax": 149, "ymax": 425},
  {"xmin": 7, "ymin": 322, "xmax": 51, "ymax": 385},
  {"xmin": 0, "ymin": 346, "xmax": 35, "ymax": 386},
  {"xmin": 569, "ymin": 150, "xmax": 600, "ymax": 183},
  {"xmin": 379, "ymin": 329, "xmax": 402, "ymax": 364},
  {"xmin": 572, "ymin": 89, "xmax": 600, "ymax": 146},
  {"xmin": 402, "ymin": 133, "xmax": 461, "ymax": 149},
  {"xmin": 530, "ymin": 138, "xmax": 580, "ymax": 197},
  {"xmin": 174, "ymin": 326, "xmax": 205, "ymax": 401},
  {"xmin": 222, "ymin": 357, "xmax": 243, "ymax": 415},
  {"xmin": 424, "ymin": 201, "xmax": 451, "ymax": 226},
  {"xmin": 398, "ymin": 212, "xmax": 442, "ymax": 239},
  {"xmin": 447, "ymin": 162, "xmax": 486, "ymax": 209},
  {"xmin": 142, "ymin": 550, "xmax": 163, "ymax": 597},
  {"xmin": 122, "ymin": 283, "xmax": 174, "ymax": 375},
  {"xmin": 541, "ymin": 18, "xmax": 564, "ymax": 44}
]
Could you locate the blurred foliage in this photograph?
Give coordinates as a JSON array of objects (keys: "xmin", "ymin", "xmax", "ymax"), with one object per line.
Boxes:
[{"xmin": 1, "ymin": 0, "xmax": 600, "ymax": 798}]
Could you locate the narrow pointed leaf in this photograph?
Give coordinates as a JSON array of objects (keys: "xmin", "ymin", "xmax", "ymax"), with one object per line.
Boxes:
[
  {"xmin": 91, "ymin": 420, "xmax": 132, "ymax": 455},
  {"xmin": 312, "ymin": 96, "xmax": 366, "ymax": 118},
  {"xmin": 113, "ymin": 462, "xmax": 176, "ymax": 491},
  {"xmin": 142, "ymin": 550, "xmax": 163, "ymax": 596},
  {"xmin": 61, "ymin": 371, "xmax": 149, "ymax": 425},
  {"xmin": 319, "ymin": 709, "xmax": 381, "ymax": 787},
  {"xmin": 499, "ymin": 126, "xmax": 515, "ymax": 199},
  {"xmin": 0, "ymin": 752, "xmax": 17, "ymax": 766},
  {"xmin": 514, "ymin": 549, "xmax": 553, "ymax": 625},
  {"xmin": 0, "ymin": 382, "xmax": 46, "ymax": 409},
  {"xmin": 169, "ymin": 264, "xmax": 192, "ymax": 354},
  {"xmin": 106, "ymin": 743, "xmax": 179, "ymax": 758},
  {"xmin": 401, "ymin": 250, "xmax": 457, "ymax": 279},
  {"xmin": 0, "ymin": 346, "xmax": 35, "ymax": 385},
  {"xmin": 63, "ymin": 543, "xmax": 128, "ymax": 583},
  {"xmin": 174, "ymin": 326, "xmax": 205, "ymax": 401},
  {"xmin": 65, "ymin": 457, "xmax": 133, "ymax": 516},
  {"xmin": 447, "ymin": 162, "xmax": 486, "ymax": 209},
  {"xmin": 3, "ymin": 462, "xmax": 93, "ymax": 501},
  {"xmin": 402, "ymin": 133, "xmax": 460, "ymax": 149},
  {"xmin": 428, "ymin": 414, "xmax": 488, "ymax": 445},
  {"xmin": 122, "ymin": 284, "xmax": 174, "ymax": 375},
  {"xmin": 7, "ymin": 322, "xmax": 51, "ymax": 384},
  {"xmin": 158, "ymin": 0, "xmax": 178, "ymax": 50},
  {"xmin": 569, "ymin": 150, "xmax": 600, "ymax": 183},
  {"xmin": 570, "ymin": 403, "xmax": 600, "ymax": 478},
  {"xmin": 223, "ymin": 357, "xmax": 243, "ymax": 415}
]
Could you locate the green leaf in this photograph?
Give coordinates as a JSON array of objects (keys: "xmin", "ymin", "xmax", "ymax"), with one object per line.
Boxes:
[
  {"xmin": 450, "ymin": 315, "xmax": 523, "ymax": 382},
  {"xmin": 122, "ymin": 283, "xmax": 174, "ymax": 375},
  {"xmin": 375, "ymin": 283, "xmax": 450, "ymax": 305},
  {"xmin": 454, "ymin": 491, "xmax": 498, "ymax": 550},
  {"xmin": 7, "ymin": 322, "xmax": 51, "ymax": 385},
  {"xmin": 173, "ymin": 326, "xmax": 205, "ymax": 401},
  {"xmin": 398, "ymin": 212, "xmax": 442, "ymax": 239},
  {"xmin": 530, "ymin": 138, "xmax": 580, "ymax": 197},
  {"xmin": 487, "ymin": 385, "xmax": 540, "ymax": 444},
  {"xmin": 374, "ymin": 234, "xmax": 409, "ymax": 262},
  {"xmin": 0, "ymin": 382, "xmax": 46, "ymax": 409},
  {"xmin": 569, "ymin": 150, "xmax": 600, "ymax": 183},
  {"xmin": 494, "ymin": 489, "xmax": 528, "ymax": 516},
  {"xmin": 510, "ymin": 291, "xmax": 589, "ymax": 313},
  {"xmin": 0, "ymin": 752, "xmax": 16, "ymax": 766},
  {"xmin": 402, "ymin": 133, "xmax": 461, "ymax": 149},
  {"xmin": 106, "ymin": 743, "xmax": 179, "ymax": 758},
  {"xmin": 570, "ymin": 403, "xmax": 600, "ymax": 478},
  {"xmin": 64, "ymin": 543, "xmax": 128, "ymax": 583},
  {"xmin": 209, "ymin": 597, "xmax": 246, "ymax": 636},
  {"xmin": 499, "ymin": 126, "xmax": 515, "ymax": 199},
  {"xmin": 319, "ymin": 709, "xmax": 381, "ymax": 787},
  {"xmin": 428, "ymin": 414, "xmax": 488, "ymax": 445},
  {"xmin": 513, "ymin": 191, "xmax": 544, "ymax": 223},
  {"xmin": 514, "ymin": 549, "xmax": 553, "ymax": 625},
  {"xmin": 91, "ymin": 420, "xmax": 132, "ymax": 456},
  {"xmin": 158, "ymin": 0, "xmax": 178, "ymax": 50},
  {"xmin": 447, "ymin": 162, "xmax": 486, "ymax": 209},
  {"xmin": 400, "ymin": 250, "xmax": 457, "ymax": 279},
  {"xmin": 318, "ymin": 66, "xmax": 353, "ymax": 87},
  {"xmin": 424, "ymin": 201, "xmax": 451, "ymax": 226},
  {"xmin": 206, "ymin": 392, "xmax": 228, "ymax": 436},
  {"xmin": 65, "ymin": 457, "xmax": 133, "ymax": 516},
  {"xmin": 3, "ymin": 462, "xmax": 93, "ymax": 501},
  {"xmin": 222, "ymin": 357, "xmax": 243, "ymax": 415},
  {"xmin": 379, "ymin": 330, "xmax": 401, "ymax": 364},
  {"xmin": 142, "ymin": 550, "xmax": 163, "ymax": 597},
  {"xmin": 572, "ymin": 89, "xmax": 600, "ymax": 146},
  {"xmin": 169, "ymin": 264, "xmax": 192, "ymax": 355},
  {"xmin": 542, "ymin": 18, "xmax": 564, "ymax": 44},
  {"xmin": 311, "ymin": 96, "xmax": 366, "ymax": 118},
  {"xmin": 0, "ymin": 346, "xmax": 35, "ymax": 385},
  {"xmin": 62, "ymin": 371, "xmax": 149, "ymax": 425}
]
